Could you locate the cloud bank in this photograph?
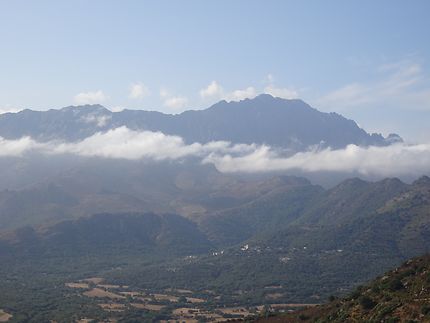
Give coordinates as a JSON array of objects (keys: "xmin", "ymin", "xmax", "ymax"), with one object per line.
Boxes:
[
  {"xmin": 0, "ymin": 127, "xmax": 429, "ymax": 177},
  {"xmin": 203, "ymin": 143, "xmax": 430, "ymax": 177}
]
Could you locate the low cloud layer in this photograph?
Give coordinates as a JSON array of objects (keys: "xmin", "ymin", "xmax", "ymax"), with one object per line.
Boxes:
[
  {"xmin": 204, "ymin": 144, "xmax": 430, "ymax": 177},
  {"xmin": 0, "ymin": 127, "xmax": 255, "ymax": 161},
  {"xmin": 0, "ymin": 127, "xmax": 429, "ymax": 178}
]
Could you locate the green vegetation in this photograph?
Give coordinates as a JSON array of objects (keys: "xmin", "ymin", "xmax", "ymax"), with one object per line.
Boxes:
[
  {"xmin": 0, "ymin": 175, "xmax": 430, "ymax": 321},
  {"xmin": 257, "ymin": 254, "xmax": 430, "ymax": 322}
]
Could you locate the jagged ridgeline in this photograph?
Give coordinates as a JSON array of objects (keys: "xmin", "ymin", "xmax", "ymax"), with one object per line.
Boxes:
[{"xmin": 0, "ymin": 94, "xmax": 401, "ymax": 149}]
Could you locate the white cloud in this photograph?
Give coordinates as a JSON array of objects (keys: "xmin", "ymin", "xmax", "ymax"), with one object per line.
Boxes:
[
  {"xmin": 199, "ymin": 82, "xmax": 260, "ymax": 102},
  {"xmin": 203, "ymin": 143, "xmax": 430, "ymax": 177},
  {"xmin": 51, "ymin": 127, "xmax": 255, "ymax": 160},
  {"xmin": 264, "ymin": 85, "xmax": 299, "ymax": 99},
  {"xmin": 200, "ymin": 81, "xmax": 224, "ymax": 99},
  {"xmin": 159, "ymin": 88, "xmax": 169, "ymax": 98},
  {"xmin": 129, "ymin": 82, "xmax": 150, "ymax": 100},
  {"xmin": 109, "ymin": 106, "xmax": 126, "ymax": 113},
  {"xmin": 263, "ymin": 73, "xmax": 299, "ymax": 99},
  {"xmin": 0, "ymin": 136, "xmax": 47, "ymax": 157},
  {"xmin": 164, "ymin": 96, "xmax": 188, "ymax": 110},
  {"xmin": 80, "ymin": 114, "xmax": 111, "ymax": 127},
  {"xmin": 74, "ymin": 90, "xmax": 107, "ymax": 105},
  {"xmin": 158, "ymin": 88, "xmax": 188, "ymax": 110},
  {"xmin": 226, "ymin": 86, "xmax": 257, "ymax": 101},
  {"xmin": 265, "ymin": 73, "xmax": 275, "ymax": 84},
  {"xmin": 317, "ymin": 60, "xmax": 430, "ymax": 111},
  {"xmin": 0, "ymin": 105, "xmax": 22, "ymax": 114},
  {"xmin": 0, "ymin": 128, "xmax": 429, "ymax": 178}
]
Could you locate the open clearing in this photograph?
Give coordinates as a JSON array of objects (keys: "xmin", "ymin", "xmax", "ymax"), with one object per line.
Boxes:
[
  {"xmin": 65, "ymin": 282, "xmax": 89, "ymax": 289},
  {"xmin": 219, "ymin": 307, "xmax": 252, "ymax": 316},
  {"xmin": 185, "ymin": 296, "xmax": 205, "ymax": 303},
  {"xmin": 81, "ymin": 277, "xmax": 104, "ymax": 284},
  {"xmin": 83, "ymin": 288, "xmax": 125, "ymax": 299},
  {"xmin": 270, "ymin": 303, "xmax": 319, "ymax": 309},
  {"xmin": 99, "ymin": 303, "xmax": 126, "ymax": 312},
  {"xmin": 131, "ymin": 303, "xmax": 165, "ymax": 311},
  {"xmin": 0, "ymin": 310, "xmax": 12, "ymax": 322},
  {"xmin": 265, "ymin": 292, "xmax": 283, "ymax": 299},
  {"xmin": 153, "ymin": 293, "xmax": 179, "ymax": 302},
  {"xmin": 98, "ymin": 284, "xmax": 121, "ymax": 289},
  {"xmin": 119, "ymin": 291, "xmax": 142, "ymax": 297},
  {"xmin": 65, "ymin": 277, "xmax": 307, "ymax": 321}
]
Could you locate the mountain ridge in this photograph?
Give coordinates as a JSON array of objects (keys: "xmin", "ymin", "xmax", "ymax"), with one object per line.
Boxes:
[{"xmin": 0, "ymin": 95, "xmax": 401, "ymax": 151}]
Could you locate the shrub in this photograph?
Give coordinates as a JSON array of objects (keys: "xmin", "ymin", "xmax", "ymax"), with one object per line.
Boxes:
[
  {"xmin": 298, "ymin": 313, "xmax": 310, "ymax": 320},
  {"xmin": 359, "ymin": 296, "xmax": 376, "ymax": 310},
  {"xmin": 422, "ymin": 304, "xmax": 430, "ymax": 315},
  {"xmin": 388, "ymin": 278, "xmax": 404, "ymax": 291}
]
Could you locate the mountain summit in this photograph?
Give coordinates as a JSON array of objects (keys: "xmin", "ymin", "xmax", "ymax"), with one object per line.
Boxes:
[{"xmin": 0, "ymin": 94, "xmax": 401, "ymax": 151}]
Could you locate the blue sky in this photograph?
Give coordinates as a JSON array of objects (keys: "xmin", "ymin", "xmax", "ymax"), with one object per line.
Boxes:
[{"xmin": 0, "ymin": 1, "xmax": 430, "ymax": 142}]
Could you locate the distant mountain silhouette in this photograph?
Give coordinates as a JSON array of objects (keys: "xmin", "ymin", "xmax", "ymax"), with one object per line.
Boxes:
[{"xmin": 0, "ymin": 94, "xmax": 402, "ymax": 151}]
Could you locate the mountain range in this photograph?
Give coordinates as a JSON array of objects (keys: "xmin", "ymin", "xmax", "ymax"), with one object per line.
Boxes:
[
  {"xmin": 0, "ymin": 94, "xmax": 401, "ymax": 151},
  {"xmin": 0, "ymin": 95, "xmax": 426, "ymax": 322}
]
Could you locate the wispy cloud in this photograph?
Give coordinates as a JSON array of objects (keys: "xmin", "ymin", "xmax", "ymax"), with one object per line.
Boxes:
[
  {"xmin": 264, "ymin": 85, "xmax": 298, "ymax": 99},
  {"xmin": 164, "ymin": 96, "xmax": 188, "ymax": 110},
  {"xmin": 159, "ymin": 88, "xmax": 188, "ymax": 110},
  {"xmin": 199, "ymin": 76, "xmax": 299, "ymax": 103},
  {"xmin": 199, "ymin": 81, "xmax": 258, "ymax": 102},
  {"xmin": 74, "ymin": 90, "xmax": 107, "ymax": 105},
  {"xmin": 316, "ymin": 60, "xmax": 430, "ymax": 111},
  {"xmin": 129, "ymin": 82, "xmax": 150, "ymax": 100},
  {"xmin": 226, "ymin": 86, "xmax": 257, "ymax": 101},
  {"xmin": 263, "ymin": 74, "xmax": 299, "ymax": 99},
  {"xmin": 80, "ymin": 114, "xmax": 111, "ymax": 127}
]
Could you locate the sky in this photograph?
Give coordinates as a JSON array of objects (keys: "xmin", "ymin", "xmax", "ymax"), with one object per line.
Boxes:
[{"xmin": 0, "ymin": 1, "xmax": 430, "ymax": 142}]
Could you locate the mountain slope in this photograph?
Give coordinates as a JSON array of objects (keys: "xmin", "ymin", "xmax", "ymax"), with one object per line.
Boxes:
[
  {"xmin": 104, "ymin": 176, "xmax": 430, "ymax": 302},
  {"xmin": 0, "ymin": 212, "xmax": 213, "ymax": 258},
  {"xmin": 0, "ymin": 95, "xmax": 400, "ymax": 151},
  {"xmin": 0, "ymin": 176, "xmax": 430, "ymax": 320},
  {"xmin": 258, "ymin": 254, "xmax": 430, "ymax": 322},
  {"xmin": 0, "ymin": 159, "xmax": 323, "ymax": 230}
]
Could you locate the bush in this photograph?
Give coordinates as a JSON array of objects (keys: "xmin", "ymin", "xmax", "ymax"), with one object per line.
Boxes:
[
  {"xmin": 350, "ymin": 289, "xmax": 362, "ymax": 300},
  {"xmin": 422, "ymin": 304, "xmax": 430, "ymax": 315},
  {"xmin": 298, "ymin": 313, "xmax": 310, "ymax": 320},
  {"xmin": 388, "ymin": 278, "xmax": 404, "ymax": 291},
  {"xmin": 385, "ymin": 318, "xmax": 400, "ymax": 323},
  {"xmin": 359, "ymin": 296, "xmax": 376, "ymax": 310}
]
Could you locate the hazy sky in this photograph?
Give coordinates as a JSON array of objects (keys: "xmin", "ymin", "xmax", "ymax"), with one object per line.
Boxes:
[{"xmin": 1, "ymin": 1, "xmax": 430, "ymax": 142}]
